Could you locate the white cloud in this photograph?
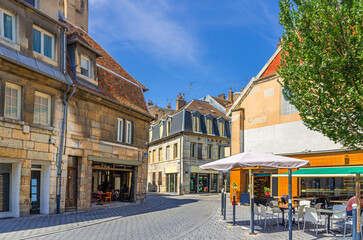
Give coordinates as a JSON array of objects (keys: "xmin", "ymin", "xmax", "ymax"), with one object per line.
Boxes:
[{"xmin": 89, "ymin": 0, "xmax": 200, "ymax": 63}]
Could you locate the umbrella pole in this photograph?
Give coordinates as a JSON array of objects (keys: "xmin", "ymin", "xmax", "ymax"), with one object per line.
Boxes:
[
  {"xmin": 288, "ymin": 169, "xmax": 292, "ymax": 240},
  {"xmin": 356, "ymin": 173, "xmax": 361, "ymax": 240},
  {"xmin": 249, "ymin": 168, "xmax": 255, "ymax": 235}
]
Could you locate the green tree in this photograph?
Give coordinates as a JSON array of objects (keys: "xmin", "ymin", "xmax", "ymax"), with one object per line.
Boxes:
[{"xmin": 278, "ymin": 0, "xmax": 363, "ymax": 149}]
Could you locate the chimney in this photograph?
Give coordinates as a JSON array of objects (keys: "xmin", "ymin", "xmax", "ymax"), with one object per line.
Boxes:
[
  {"xmin": 218, "ymin": 93, "xmax": 225, "ymax": 99},
  {"xmin": 147, "ymin": 100, "xmax": 153, "ymax": 106},
  {"xmin": 175, "ymin": 93, "xmax": 186, "ymax": 110},
  {"xmin": 227, "ymin": 88, "xmax": 233, "ymax": 102},
  {"xmin": 167, "ymin": 103, "xmax": 171, "ymax": 109}
]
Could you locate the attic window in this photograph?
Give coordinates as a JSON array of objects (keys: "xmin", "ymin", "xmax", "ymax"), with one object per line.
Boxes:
[
  {"xmin": 81, "ymin": 55, "xmax": 93, "ymax": 78},
  {"xmin": 211, "ymin": 110, "xmax": 216, "ymax": 113},
  {"xmin": 197, "ymin": 107, "xmax": 203, "ymax": 110}
]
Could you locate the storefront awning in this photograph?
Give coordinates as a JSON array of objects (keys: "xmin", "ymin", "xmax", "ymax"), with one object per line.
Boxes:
[
  {"xmin": 273, "ymin": 166, "xmax": 363, "ymax": 177},
  {"xmin": 88, "ymin": 156, "xmax": 142, "ymax": 166}
]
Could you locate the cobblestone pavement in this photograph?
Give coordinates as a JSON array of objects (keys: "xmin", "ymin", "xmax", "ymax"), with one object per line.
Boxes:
[{"xmin": 0, "ymin": 194, "xmax": 352, "ymax": 240}]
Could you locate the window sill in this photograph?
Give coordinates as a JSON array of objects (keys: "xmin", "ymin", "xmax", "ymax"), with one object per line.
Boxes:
[
  {"xmin": 76, "ymin": 73, "xmax": 98, "ymax": 86},
  {"xmin": 0, "ymin": 116, "xmax": 24, "ymax": 125},
  {"xmin": 29, "ymin": 122, "xmax": 57, "ymax": 132},
  {"xmin": 32, "ymin": 52, "xmax": 57, "ymax": 67},
  {"xmin": 0, "ymin": 38, "xmax": 20, "ymax": 51}
]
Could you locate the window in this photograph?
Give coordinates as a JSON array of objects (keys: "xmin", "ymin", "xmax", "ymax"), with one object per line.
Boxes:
[
  {"xmin": 193, "ymin": 116, "xmax": 200, "ymax": 132},
  {"xmin": 166, "ymin": 173, "xmax": 177, "ymax": 193},
  {"xmin": 117, "ymin": 119, "xmax": 124, "ymax": 142},
  {"xmin": 149, "ymin": 128, "xmax": 152, "ymax": 142},
  {"xmin": 81, "ymin": 55, "xmax": 93, "ymax": 78},
  {"xmin": 153, "ymin": 150, "xmax": 156, "ymax": 163},
  {"xmin": 158, "ymin": 148, "xmax": 162, "ymax": 162},
  {"xmin": 173, "ymin": 143, "xmax": 178, "ymax": 159},
  {"xmin": 166, "ymin": 146, "xmax": 170, "ymax": 160},
  {"xmin": 166, "ymin": 120, "xmax": 171, "ymax": 136},
  {"xmin": 206, "ymin": 119, "xmax": 212, "ymax": 134},
  {"xmin": 4, "ymin": 82, "xmax": 21, "ymax": 120},
  {"xmin": 218, "ymin": 146, "xmax": 224, "ymax": 159},
  {"xmin": 0, "ymin": 9, "xmax": 16, "ymax": 42},
  {"xmin": 24, "ymin": 0, "xmax": 37, "ymax": 7},
  {"xmin": 33, "ymin": 26, "xmax": 55, "ymax": 60},
  {"xmin": 207, "ymin": 145, "xmax": 212, "ymax": 159},
  {"xmin": 158, "ymin": 172, "xmax": 162, "ymax": 185},
  {"xmin": 190, "ymin": 142, "xmax": 196, "ymax": 158},
  {"xmin": 0, "ymin": 164, "xmax": 11, "ymax": 212},
  {"xmin": 159, "ymin": 123, "xmax": 163, "ymax": 139},
  {"xmin": 34, "ymin": 91, "xmax": 51, "ymax": 125},
  {"xmin": 197, "ymin": 143, "xmax": 203, "ymax": 160},
  {"xmin": 281, "ymin": 91, "xmax": 298, "ymax": 115},
  {"xmin": 126, "ymin": 120, "xmax": 132, "ymax": 144},
  {"xmin": 148, "ymin": 151, "xmax": 151, "ymax": 163},
  {"xmin": 219, "ymin": 122, "xmax": 225, "ymax": 137}
]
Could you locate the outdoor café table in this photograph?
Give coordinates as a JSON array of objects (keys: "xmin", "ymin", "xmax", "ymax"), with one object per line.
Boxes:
[
  {"xmin": 278, "ymin": 204, "xmax": 297, "ymax": 225},
  {"xmin": 316, "ymin": 209, "xmax": 337, "ymax": 235}
]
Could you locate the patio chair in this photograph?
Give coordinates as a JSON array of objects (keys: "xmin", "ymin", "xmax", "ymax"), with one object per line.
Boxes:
[
  {"xmin": 254, "ymin": 203, "xmax": 261, "ymax": 225},
  {"xmin": 303, "ymin": 207, "xmax": 327, "ymax": 236},
  {"xmin": 269, "ymin": 200, "xmax": 282, "ymax": 219},
  {"xmin": 331, "ymin": 205, "xmax": 347, "ymax": 230},
  {"xmin": 285, "ymin": 205, "xmax": 305, "ymax": 230},
  {"xmin": 315, "ymin": 203, "xmax": 323, "ymax": 218},
  {"xmin": 104, "ymin": 192, "xmax": 112, "ymax": 204},
  {"xmin": 300, "ymin": 200, "xmax": 311, "ymax": 209},
  {"xmin": 344, "ymin": 211, "xmax": 363, "ymax": 238},
  {"xmin": 260, "ymin": 205, "xmax": 279, "ymax": 229}
]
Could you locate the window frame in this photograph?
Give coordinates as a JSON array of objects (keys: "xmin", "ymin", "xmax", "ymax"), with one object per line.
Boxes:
[
  {"xmin": 126, "ymin": 120, "xmax": 132, "ymax": 144},
  {"xmin": 166, "ymin": 119, "xmax": 171, "ymax": 136},
  {"xmin": 4, "ymin": 82, "xmax": 21, "ymax": 120},
  {"xmin": 80, "ymin": 55, "xmax": 93, "ymax": 79},
  {"xmin": 218, "ymin": 121, "xmax": 225, "ymax": 137},
  {"xmin": 218, "ymin": 146, "xmax": 224, "ymax": 159},
  {"xmin": 0, "ymin": 9, "xmax": 16, "ymax": 43},
  {"xmin": 192, "ymin": 116, "xmax": 200, "ymax": 133},
  {"xmin": 197, "ymin": 143, "xmax": 203, "ymax": 160},
  {"xmin": 190, "ymin": 142, "xmax": 196, "ymax": 158},
  {"xmin": 153, "ymin": 150, "xmax": 156, "ymax": 163},
  {"xmin": 117, "ymin": 118, "xmax": 124, "ymax": 142},
  {"xmin": 206, "ymin": 118, "xmax": 213, "ymax": 135},
  {"xmin": 149, "ymin": 127, "xmax": 152, "ymax": 142},
  {"xmin": 166, "ymin": 145, "xmax": 170, "ymax": 160},
  {"xmin": 24, "ymin": 0, "xmax": 37, "ymax": 8},
  {"xmin": 33, "ymin": 25, "xmax": 55, "ymax": 60},
  {"xmin": 281, "ymin": 90, "xmax": 299, "ymax": 116},
  {"xmin": 33, "ymin": 91, "xmax": 51, "ymax": 125},
  {"xmin": 158, "ymin": 148, "xmax": 162, "ymax": 162},
  {"xmin": 207, "ymin": 144, "xmax": 213, "ymax": 159},
  {"xmin": 159, "ymin": 122, "xmax": 164, "ymax": 139},
  {"xmin": 173, "ymin": 143, "xmax": 178, "ymax": 159}
]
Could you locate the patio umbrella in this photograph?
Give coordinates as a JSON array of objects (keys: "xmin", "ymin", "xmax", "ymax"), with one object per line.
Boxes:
[{"xmin": 200, "ymin": 152, "xmax": 309, "ymax": 240}]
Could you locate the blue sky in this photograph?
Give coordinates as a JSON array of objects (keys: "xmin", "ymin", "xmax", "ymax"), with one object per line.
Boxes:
[{"xmin": 89, "ymin": 0, "xmax": 282, "ymax": 109}]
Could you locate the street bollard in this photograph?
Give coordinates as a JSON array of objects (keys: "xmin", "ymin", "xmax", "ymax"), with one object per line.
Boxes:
[
  {"xmin": 353, "ymin": 204, "xmax": 357, "ymax": 240},
  {"xmin": 221, "ymin": 190, "xmax": 224, "ymax": 216},
  {"xmin": 233, "ymin": 193, "xmax": 236, "ymax": 226},
  {"xmin": 224, "ymin": 190, "xmax": 227, "ymax": 220}
]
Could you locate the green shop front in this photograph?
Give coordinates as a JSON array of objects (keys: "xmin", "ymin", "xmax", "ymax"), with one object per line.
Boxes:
[{"xmin": 189, "ymin": 166, "xmax": 220, "ymax": 193}]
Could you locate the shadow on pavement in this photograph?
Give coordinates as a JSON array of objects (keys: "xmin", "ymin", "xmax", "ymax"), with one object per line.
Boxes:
[{"xmin": 0, "ymin": 195, "xmax": 198, "ymax": 234}]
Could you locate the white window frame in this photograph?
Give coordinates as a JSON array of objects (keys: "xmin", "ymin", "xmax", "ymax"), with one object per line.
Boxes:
[
  {"xmin": 117, "ymin": 118, "xmax": 124, "ymax": 142},
  {"xmin": 159, "ymin": 123, "xmax": 163, "ymax": 139},
  {"xmin": 80, "ymin": 55, "xmax": 93, "ymax": 79},
  {"xmin": 126, "ymin": 120, "xmax": 132, "ymax": 144},
  {"xmin": 149, "ymin": 128, "xmax": 152, "ymax": 142},
  {"xmin": 192, "ymin": 116, "xmax": 200, "ymax": 133},
  {"xmin": 4, "ymin": 82, "xmax": 21, "ymax": 120},
  {"xmin": 33, "ymin": 25, "xmax": 55, "ymax": 60},
  {"xmin": 166, "ymin": 120, "xmax": 171, "ymax": 136},
  {"xmin": 34, "ymin": 91, "xmax": 51, "ymax": 125},
  {"xmin": 0, "ymin": 9, "xmax": 16, "ymax": 43},
  {"xmin": 281, "ymin": 90, "xmax": 299, "ymax": 115}
]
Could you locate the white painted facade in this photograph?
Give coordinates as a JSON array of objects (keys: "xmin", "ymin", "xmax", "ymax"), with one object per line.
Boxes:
[{"xmin": 244, "ymin": 120, "xmax": 343, "ymax": 155}]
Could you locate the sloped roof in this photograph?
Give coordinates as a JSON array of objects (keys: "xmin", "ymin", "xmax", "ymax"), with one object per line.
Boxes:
[
  {"xmin": 260, "ymin": 51, "xmax": 281, "ymax": 77},
  {"xmin": 181, "ymin": 100, "xmax": 230, "ymax": 119},
  {"xmin": 62, "ymin": 20, "xmax": 150, "ymax": 116},
  {"xmin": 211, "ymin": 96, "xmax": 231, "ymax": 107}
]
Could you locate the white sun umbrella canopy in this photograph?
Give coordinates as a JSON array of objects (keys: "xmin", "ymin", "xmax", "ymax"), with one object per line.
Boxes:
[
  {"xmin": 200, "ymin": 151, "xmax": 309, "ymax": 240},
  {"xmin": 199, "ymin": 152, "xmax": 309, "ymax": 171}
]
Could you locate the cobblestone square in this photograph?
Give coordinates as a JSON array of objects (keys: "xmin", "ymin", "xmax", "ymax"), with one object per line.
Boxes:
[{"xmin": 0, "ymin": 194, "xmax": 352, "ymax": 240}]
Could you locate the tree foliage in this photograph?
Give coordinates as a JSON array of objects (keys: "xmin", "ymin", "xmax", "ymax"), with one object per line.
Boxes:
[{"xmin": 278, "ymin": 0, "xmax": 363, "ymax": 149}]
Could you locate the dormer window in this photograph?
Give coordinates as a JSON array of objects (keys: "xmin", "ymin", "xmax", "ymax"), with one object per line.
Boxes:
[
  {"xmin": 166, "ymin": 119, "xmax": 171, "ymax": 136},
  {"xmin": 192, "ymin": 116, "xmax": 200, "ymax": 132},
  {"xmin": 33, "ymin": 26, "xmax": 55, "ymax": 60},
  {"xmin": 219, "ymin": 121, "xmax": 225, "ymax": 137},
  {"xmin": 206, "ymin": 118, "xmax": 212, "ymax": 135},
  {"xmin": 159, "ymin": 122, "xmax": 164, "ymax": 139},
  {"xmin": 81, "ymin": 55, "xmax": 93, "ymax": 78},
  {"xmin": 0, "ymin": 9, "xmax": 16, "ymax": 42}
]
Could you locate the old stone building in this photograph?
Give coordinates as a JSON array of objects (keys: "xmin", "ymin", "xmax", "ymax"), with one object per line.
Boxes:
[
  {"xmin": 147, "ymin": 100, "xmax": 173, "ymax": 121},
  {"xmin": 148, "ymin": 94, "xmax": 231, "ymax": 194},
  {"xmin": 0, "ymin": 0, "xmax": 152, "ymax": 218}
]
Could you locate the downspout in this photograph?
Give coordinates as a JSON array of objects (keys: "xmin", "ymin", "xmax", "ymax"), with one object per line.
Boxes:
[
  {"xmin": 56, "ymin": 84, "xmax": 76, "ymax": 214},
  {"xmin": 179, "ymin": 134, "xmax": 183, "ymax": 195}
]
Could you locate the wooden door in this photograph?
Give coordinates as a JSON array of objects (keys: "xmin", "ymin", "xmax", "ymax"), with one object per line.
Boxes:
[
  {"xmin": 65, "ymin": 166, "xmax": 77, "ymax": 210},
  {"xmin": 30, "ymin": 170, "xmax": 41, "ymax": 214}
]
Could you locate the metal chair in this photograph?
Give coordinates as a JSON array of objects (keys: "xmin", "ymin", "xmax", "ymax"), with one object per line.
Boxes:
[
  {"xmin": 331, "ymin": 205, "xmax": 347, "ymax": 230},
  {"xmin": 303, "ymin": 207, "xmax": 327, "ymax": 236},
  {"xmin": 260, "ymin": 205, "xmax": 279, "ymax": 229},
  {"xmin": 344, "ymin": 211, "xmax": 363, "ymax": 238},
  {"xmin": 254, "ymin": 203, "xmax": 261, "ymax": 225}
]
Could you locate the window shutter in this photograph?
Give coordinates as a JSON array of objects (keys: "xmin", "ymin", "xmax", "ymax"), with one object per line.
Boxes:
[{"xmin": 131, "ymin": 121, "xmax": 134, "ymax": 144}]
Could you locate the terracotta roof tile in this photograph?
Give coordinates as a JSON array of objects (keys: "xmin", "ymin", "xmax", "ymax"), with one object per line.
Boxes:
[{"xmin": 260, "ymin": 51, "xmax": 281, "ymax": 77}]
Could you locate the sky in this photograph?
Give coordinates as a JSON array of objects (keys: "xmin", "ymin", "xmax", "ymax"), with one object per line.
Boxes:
[{"xmin": 89, "ymin": 0, "xmax": 283, "ymax": 109}]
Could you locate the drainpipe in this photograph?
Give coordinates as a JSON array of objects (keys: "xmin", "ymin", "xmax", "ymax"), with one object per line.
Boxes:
[
  {"xmin": 179, "ymin": 134, "xmax": 182, "ymax": 195},
  {"xmin": 56, "ymin": 84, "xmax": 76, "ymax": 214}
]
